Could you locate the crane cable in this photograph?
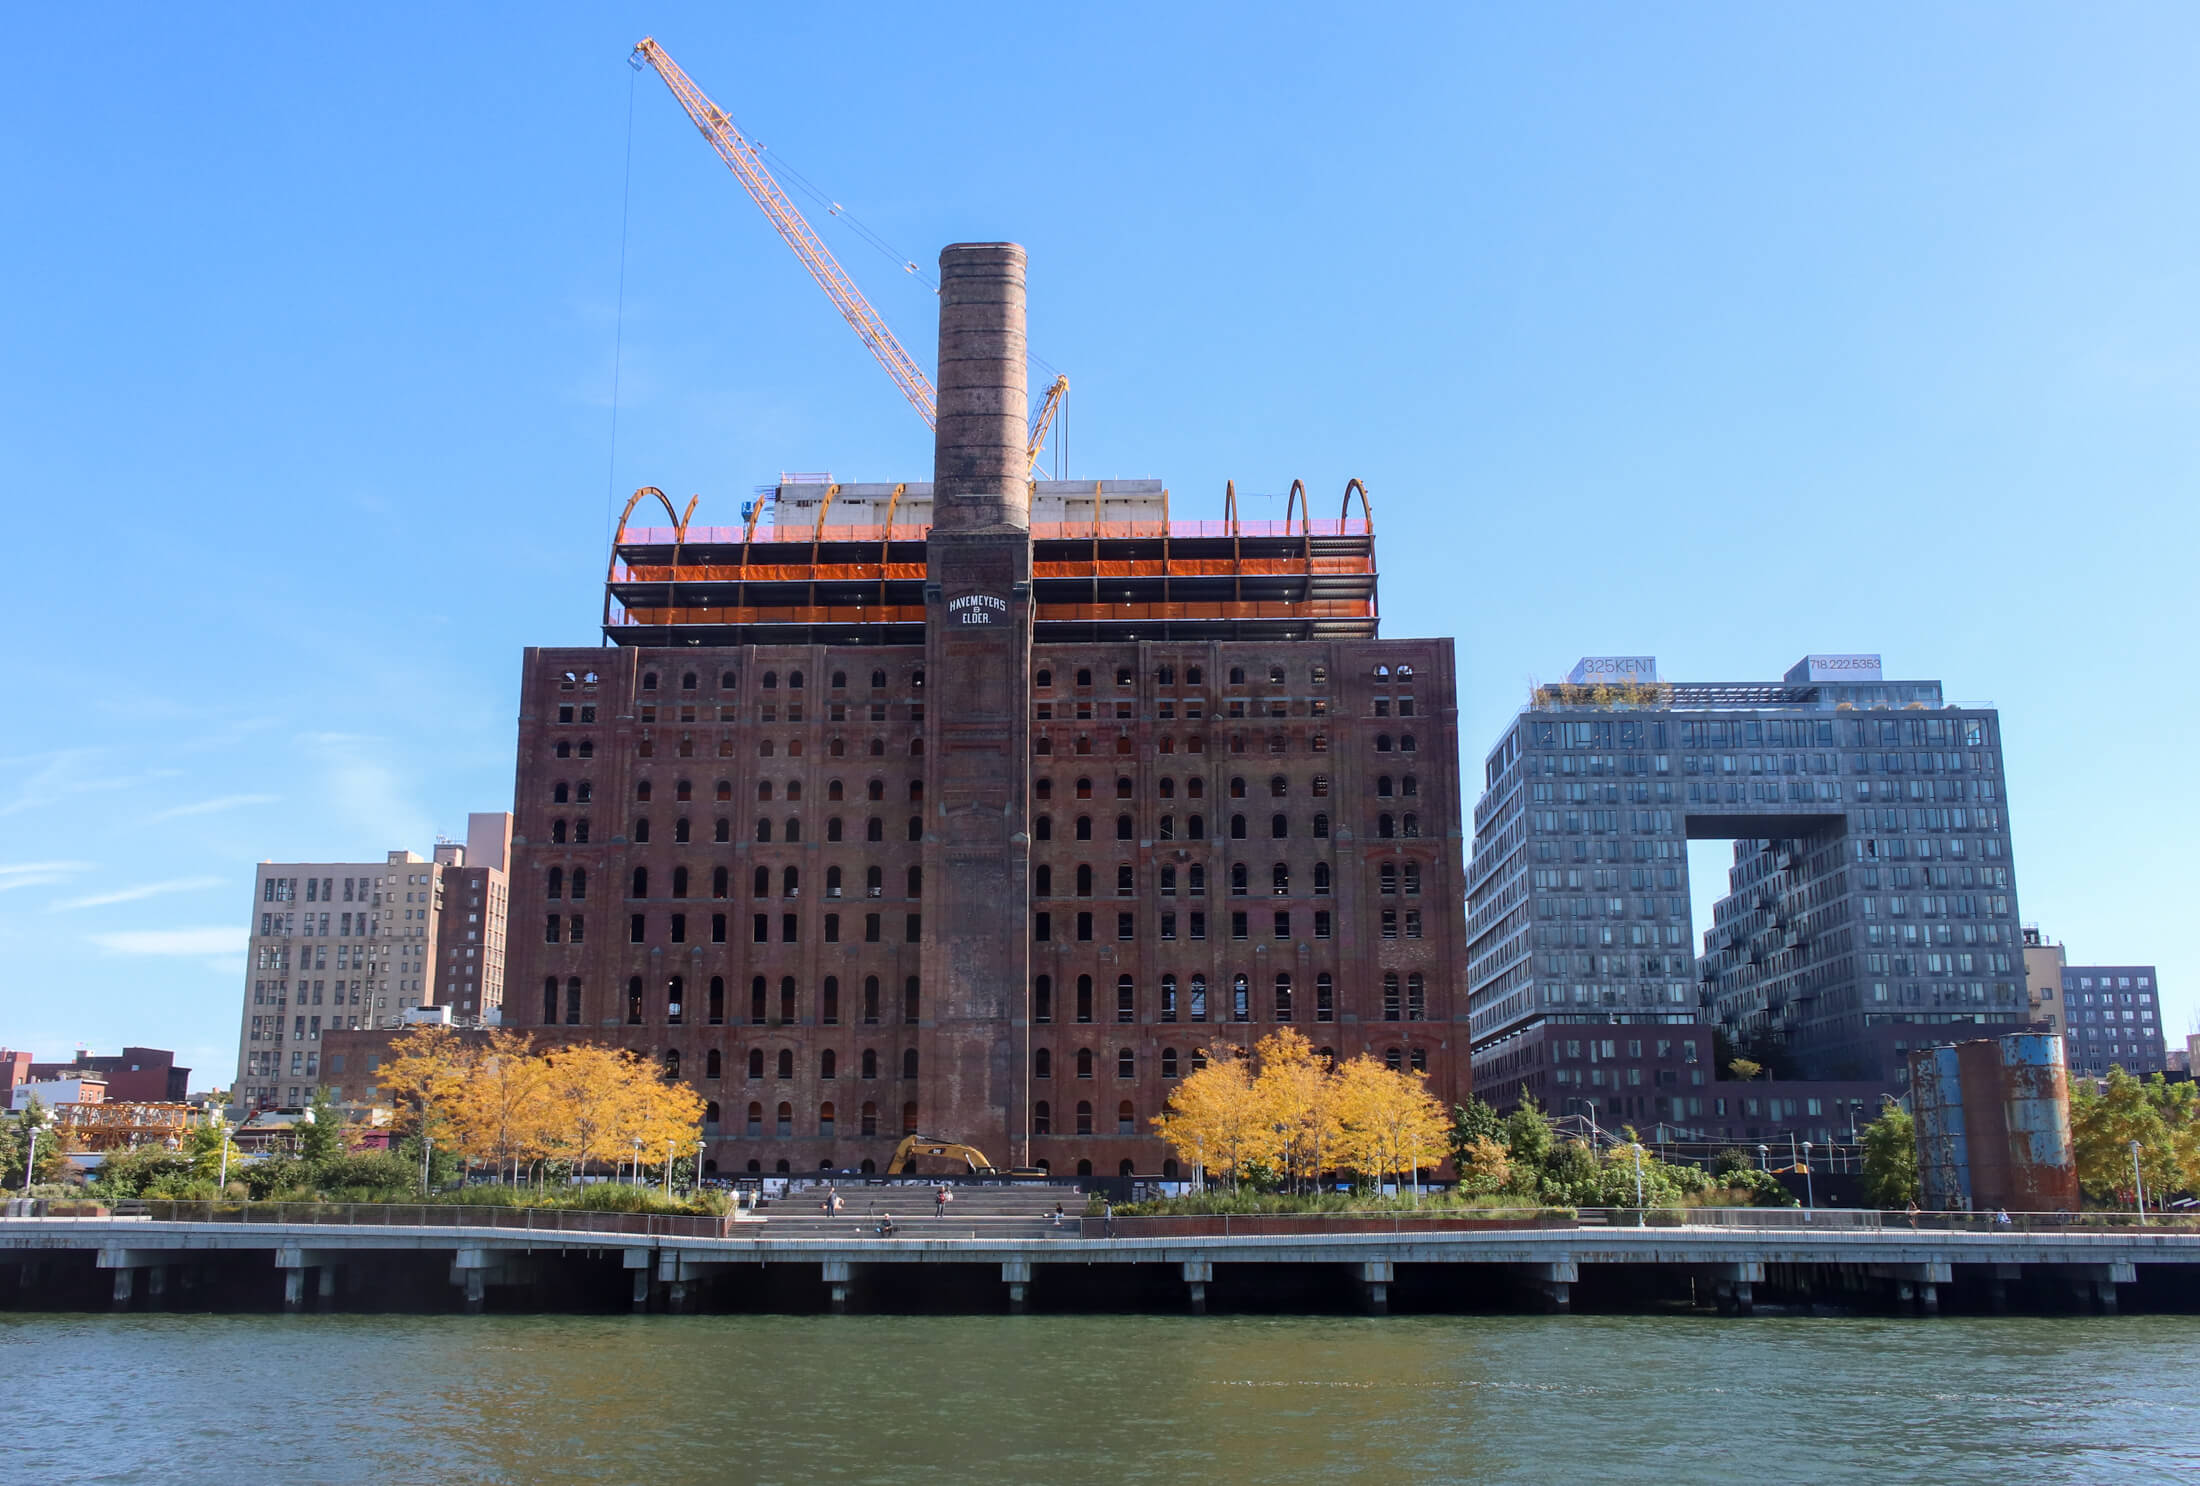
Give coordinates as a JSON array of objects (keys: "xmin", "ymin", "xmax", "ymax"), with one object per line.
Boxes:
[{"xmin": 604, "ymin": 65, "xmax": 638, "ymax": 552}]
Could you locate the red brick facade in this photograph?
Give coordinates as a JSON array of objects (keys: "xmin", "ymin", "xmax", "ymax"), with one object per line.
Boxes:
[{"xmin": 503, "ymin": 636, "xmax": 1467, "ymax": 1178}]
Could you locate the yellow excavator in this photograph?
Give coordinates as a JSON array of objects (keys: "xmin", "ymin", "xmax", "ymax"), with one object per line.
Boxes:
[{"xmin": 885, "ymin": 1134, "xmax": 1048, "ymax": 1179}]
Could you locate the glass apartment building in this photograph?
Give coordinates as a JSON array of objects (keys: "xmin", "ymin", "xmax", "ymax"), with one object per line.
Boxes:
[{"xmin": 1467, "ymin": 654, "xmax": 2029, "ymax": 1109}]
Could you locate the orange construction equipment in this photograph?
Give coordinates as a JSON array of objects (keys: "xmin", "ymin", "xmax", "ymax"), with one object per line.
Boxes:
[{"xmin": 629, "ymin": 37, "xmax": 1067, "ymax": 475}]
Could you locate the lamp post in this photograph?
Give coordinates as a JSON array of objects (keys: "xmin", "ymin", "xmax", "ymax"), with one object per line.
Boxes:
[
  {"xmin": 213, "ymin": 1110, "xmax": 232, "ymax": 1193},
  {"xmin": 1801, "ymin": 1141, "xmax": 1814, "ymax": 1210},
  {"xmin": 421, "ymin": 1133, "xmax": 432, "ymax": 1194},
  {"xmin": 20, "ymin": 1114, "xmax": 42, "ymax": 1194},
  {"xmin": 632, "ymin": 1137, "xmax": 642, "ymax": 1188},
  {"xmin": 2131, "ymin": 1139, "xmax": 2146, "ymax": 1224},
  {"xmin": 1757, "ymin": 1143, "xmax": 1769, "ymax": 1173},
  {"xmin": 665, "ymin": 1138, "xmax": 674, "ymax": 1199},
  {"xmin": 1631, "ymin": 1142, "xmax": 1645, "ymax": 1225}
]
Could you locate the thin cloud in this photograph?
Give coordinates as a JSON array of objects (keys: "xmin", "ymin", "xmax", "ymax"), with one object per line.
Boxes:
[
  {"xmin": 88, "ymin": 927, "xmax": 245, "ymax": 958},
  {"xmin": 51, "ymin": 876, "xmax": 227, "ymax": 911},
  {"xmin": 0, "ymin": 860, "xmax": 95, "ymax": 893},
  {"xmin": 147, "ymin": 793, "xmax": 279, "ymax": 823}
]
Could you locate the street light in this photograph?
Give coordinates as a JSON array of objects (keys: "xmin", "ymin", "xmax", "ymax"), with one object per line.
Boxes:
[
  {"xmin": 632, "ymin": 1137, "xmax": 643, "ymax": 1188},
  {"xmin": 2131, "ymin": 1139, "xmax": 2146, "ymax": 1224},
  {"xmin": 1758, "ymin": 1144, "xmax": 1769, "ymax": 1173},
  {"xmin": 1631, "ymin": 1143, "xmax": 1645, "ymax": 1225},
  {"xmin": 20, "ymin": 1112, "xmax": 44, "ymax": 1194},
  {"xmin": 1801, "ymin": 1141, "xmax": 1815, "ymax": 1210}
]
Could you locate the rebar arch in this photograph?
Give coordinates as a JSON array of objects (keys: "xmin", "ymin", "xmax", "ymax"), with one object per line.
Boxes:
[
  {"xmin": 605, "ymin": 487, "xmax": 694, "ymax": 633},
  {"xmin": 1342, "ymin": 478, "xmax": 1373, "ymax": 531}
]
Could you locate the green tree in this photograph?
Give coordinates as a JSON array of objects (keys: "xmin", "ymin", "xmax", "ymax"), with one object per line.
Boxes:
[
  {"xmin": 296, "ymin": 1089, "xmax": 343, "ymax": 1168},
  {"xmin": 1502, "ymin": 1098, "xmax": 1554, "ymax": 1176},
  {"xmin": 1449, "ymin": 1096, "xmax": 1504, "ymax": 1160},
  {"xmin": 1859, "ymin": 1103, "xmax": 1919, "ymax": 1209},
  {"xmin": 1, "ymin": 1100, "xmax": 72, "ymax": 1188},
  {"xmin": 2070, "ymin": 1068, "xmax": 2198, "ymax": 1206}
]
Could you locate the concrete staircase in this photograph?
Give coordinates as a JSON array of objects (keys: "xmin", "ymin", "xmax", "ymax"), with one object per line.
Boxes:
[{"xmin": 749, "ymin": 1183, "xmax": 1081, "ymax": 1240}]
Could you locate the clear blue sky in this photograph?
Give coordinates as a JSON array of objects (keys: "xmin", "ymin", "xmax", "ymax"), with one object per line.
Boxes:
[{"xmin": 4, "ymin": 4, "xmax": 2195, "ymax": 1089}]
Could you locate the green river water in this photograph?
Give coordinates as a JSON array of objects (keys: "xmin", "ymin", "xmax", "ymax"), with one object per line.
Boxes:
[{"xmin": 9, "ymin": 1312, "xmax": 2194, "ymax": 1483}]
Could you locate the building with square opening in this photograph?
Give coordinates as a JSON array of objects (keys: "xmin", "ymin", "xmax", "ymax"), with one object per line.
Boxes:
[{"xmin": 1466, "ymin": 654, "xmax": 2028, "ymax": 1134}]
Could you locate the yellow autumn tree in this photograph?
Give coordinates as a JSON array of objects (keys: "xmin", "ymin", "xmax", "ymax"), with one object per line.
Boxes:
[
  {"xmin": 539, "ymin": 1044, "xmax": 650, "ymax": 1174},
  {"xmin": 1332, "ymin": 1055, "xmax": 1450, "ymax": 1194},
  {"xmin": 1251, "ymin": 1030, "xmax": 1340, "ymax": 1194},
  {"xmin": 1151, "ymin": 1046, "xmax": 1268, "ymax": 1185},
  {"xmin": 377, "ymin": 1025, "xmax": 480, "ymax": 1153},
  {"xmin": 453, "ymin": 1030, "xmax": 551, "ymax": 1182}
]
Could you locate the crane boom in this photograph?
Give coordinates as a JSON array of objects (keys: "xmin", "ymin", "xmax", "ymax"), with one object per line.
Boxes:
[
  {"xmin": 1026, "ymin": 375, "xmax": 1067, "ymax": 478},
  {"xmin": 632, "ymin": 37, "xmax": 938, "ymax": 429}
]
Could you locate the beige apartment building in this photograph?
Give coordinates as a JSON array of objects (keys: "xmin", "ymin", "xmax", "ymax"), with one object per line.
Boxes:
[{"xmin": 233, "ymin": 814, "xmax": 511, "ymax": 1112}]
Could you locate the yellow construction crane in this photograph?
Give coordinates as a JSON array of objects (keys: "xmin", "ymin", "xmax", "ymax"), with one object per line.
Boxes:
[{"xmin": 631, "ymin": 37, "xmax": 1066, "ymax": 477}]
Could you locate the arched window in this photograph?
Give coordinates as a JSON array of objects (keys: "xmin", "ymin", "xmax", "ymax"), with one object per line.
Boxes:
[
  {"xmin": 1410, "ymin": 1047, "xmax": 1427, "ymax": 1073},
  {"xmin": 1407, "ymin": 972, "xmax": 1426, "ymax": 1021},
  {"xmin": 667, "ymin": 976, "xmax": 685, "ymax": 1025},
  {"xmin": 671, "ymin": 866, "xmax": 689, "ymax": 899},
  {"xmin": 1035, "ymin": 1047, "xmax": 1052, "ymax": 1079},
  {"xmin": 625, "ymin": 977, "xmax": 645, "ymax": 1025},
  {"xmin": 664, "ymin": 1048, "xmax": 681, "ymax": 1079},
  {"xmin": 1076, "ymin": 1101, "xmax": 1094, "ymax": 1135},
  {"xmin": 565, "ymin": 977, "xmax": 581, "ymax": 1025},
  {"xmin": 541, "ymin": 976, "xmax": 558, "ymax": 1025},
  {"xmin": 1312, "ymin": 813, "xmax": 1329, "ymax": 839},
  {"xmin": 1116, "ymin": 974, "xmax": 1135, "ymax": 1022},
  {"xmin": 1076, "ymin": 864, "xmax": 1094, "ymax": 897},
  {"xmin": 750, "ymin": 977, "xmax": 767, "ymax": 1024},
  {"xmin": 1405, "ymin": 863, "xmax": 1422, "ymax": 895},
  {"xmin": 712, "ymin": 866, "xmax": 729, "ymax": 899},
  {"xmin": 784, "ymin": 817, "xmax": 801, "ymax": 842},
  {"xmin": 1076, "ymin": 974, "xmax": 1094, "ymax": 1024},
  {"xmin": 1035, "ymin": 816, "xmax": 1052, "ymax": 841},
  {"xmin": 817, "ymin": 1101, "xmax": 836, "ymax": 1137},
  {"xmin": 1035, "ymin": 865, "xmax": 1052, "ymax": 897},
  {"xmin": 714, "ymin": 818, "xmax": 730, "ymax": 843},
  {"xmin": 1230, "ymin": 863, "xmax": 1248, "ymax": 895},
  {"xmin": 862, "ymin": 1050, "xmax": 878, "ymax": 1079},
  {"xmin": 861, "ymin": 1101, "xmax": 879, "ymax": 1136},
  {"xmin": 1381, "ymin": 864, "xmax": 1399, "ymax": 895},
  {"xmin": 1402, "ymin": 813, "xmax": 1419, "ymax": 838},
  {"xmin": 1033, "ymin": 1100, "xmax": 1052, "ymax": 1135},
  {"xmin": 1161, "ymin": 1048, "xmax": 1179, "ymax": 1077},
  {"xmin": 1076, "ymin": 816, "xmax": 1093, "ymax": 841},
  {"xmin": 822, "ymin": 976, "xmax": 840, "ymax": 1025},
  {"xmin": 864, "ymin": 975, "xmax": 881, "ymax": 1024},
  {"xmin": 1116, "ymin": 813, "xmax": 1133, "ymax": 840},
  {"xmin": 1117, "ymin": 1101, "xmax": 1135, "ymax": 1135},
  {"xmin": 553, "ymin": 782, "xmax": 569, "ymax": 805},
  {"xmin": 780, "ymin": 976, "xmax": 797, "ymax": 1023},
  {"xmin": 1274, "ymin": 973, "xmax": 1294, "ymax": 1021},
  {"xmin": 753, "ymin": 866, "xmax": 770, "ymax": 898},
  {"xmin": 756, "ymin": 818, "xmax": 773, "ymax": 843},
  {"xmin": 782, "ymin": 865, "xmax": 800, "ymax": 897},
  {"xmin": 1313, "ymin": 862, "xmax": 1331, "ymax": 895},
  {"xmin": 1385, "ymin": 1048, "xmax": 1404, "ymax": 1072},
  {"xmin": 1383, "ymin": 973, "xmax": 1402, "ymax": 1021},
  {"xmin": 903, "ymin": 976, "xmax": 920, "ymax": 1024},
  {"xmin": 1230, "ymin": 814, "xmax": 1247, "ymax": 839},
  {"xmin": 902, "ymin": 1049, "xmax": 919, "ymax": 1079},
  {"xmin": 704, "ymin": 1099, "xmax": 720, "ymax": 1128},
  {"xmin": 547, "ymin": 866, "xmax": 563, "ymax": 900},
  {"xmin": 1117, "ymin": 1047, "xmax": 1135, "ymax": 1079},
  {"xmin": 1232, "ymin": 974, "xmax": 1250, "ymax": 1022},
  {"xmin": 820, "ymin": 1050, "xmax": 837, "ymax": 1080},
  {"xmin": 642, "ymin": 671, "xmax": 660, "ymax": 691},
  {"xmin": 1033, "ymin": 975, "xmax": 1053, "ymax": 1024},
  {"xmin": 629, "ymin": 867, "xmax": 648, "ymax": 898},
  {"xmin": 1378, "ymin": 814, "xmax": 1395, "ymax": 839},
  {"xmin": 1271, "ymin": 813, "xmax": 1288, "ymax": 839},
  {"xmin": 867, "ymin": 865, "xmax": 884, "ymax": 896},
  {"xmin": 748, "ymin": 1049, "xmax": 764, "ymax": 1079},
  {"xmin": 1160, "ymin": 974, "xmax": 1178, "ymax": 1022},
  {"xmin": 1116, "ymin": 865, "xmax": 1134, "ymax": 897},
  {"xmin": 1189, "ymin": 974, "xmax": 1208, "ymax": 1022},
  {"xmin": 906, "ymin": 865, "xmax": 922, "ymax": 897},
  {"xmin": 1272, "ymin": 862, "xmax": 1290, "ymax": 895},
  {"xmin": 708, "ymin": 976, "xmax": 725, "ymax": 1024},
  {"xmin": 746, "ymin": 1102, "xmax": 763, "ymax": 1135},
  {"xmin": 632, "ymin": 818, "xmax": 650, "ymax": 842},
  {"xmin": 867, "ymin": 817, "xmax": 884, "ymax": 842},
  {"xmin": 776, "ymin": 1101, "xmax": 794, "ymax": 1136}
]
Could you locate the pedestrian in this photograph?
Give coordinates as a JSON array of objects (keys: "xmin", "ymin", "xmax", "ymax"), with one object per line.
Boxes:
[
  {"xmin": 935, "ymin": 1184, "xmax": 951, "ymax": 1216},
  {"xmin": 832, "ymin": 1191, "xmax": 845, "ymax": 1216},
  {"xmin": 1102, "ymin": 1197, "xmax": 1114, "ymax": 1239},
  {"xmin": 1905, "ymin": 1201, "xmax": 1919, "ymax": 1229},
  {"xmin": 1051, "ymin": 1203, "xmax": 1063, "ymax": 1227},
  {"xmin": 1995, "ymin": 1207, "xmax": 2011, "ymax": 1227}
]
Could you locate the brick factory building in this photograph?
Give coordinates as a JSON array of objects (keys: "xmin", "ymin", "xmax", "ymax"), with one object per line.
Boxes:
[{"xmin": 503, "ymin": 242, "xmax": 1469, "ymax": 1179}]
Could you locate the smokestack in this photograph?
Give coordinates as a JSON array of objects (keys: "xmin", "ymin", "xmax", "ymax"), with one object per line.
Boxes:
[{"xmin": 932, "ymin": 242, "xmax": 1029, "ymax": 530}]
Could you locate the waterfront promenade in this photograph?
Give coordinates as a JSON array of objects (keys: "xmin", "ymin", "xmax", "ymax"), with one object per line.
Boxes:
[{"xmin": 5, "ymin": 1199, "xmax": 2197, "ymax": 1317}]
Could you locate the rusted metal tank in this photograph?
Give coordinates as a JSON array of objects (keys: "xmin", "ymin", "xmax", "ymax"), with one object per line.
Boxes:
[
  {"xmin": 1910, "ymin": 1034, "xmax": 2079, "ymax": 1213},
  {"xmin": 1910, "ymin": 1045, "xmax": 1970, "ymax": 1210},
  {"xmin": 1991, "ymin": 1033, "xmax": 2080, "ymax": 1212}
]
